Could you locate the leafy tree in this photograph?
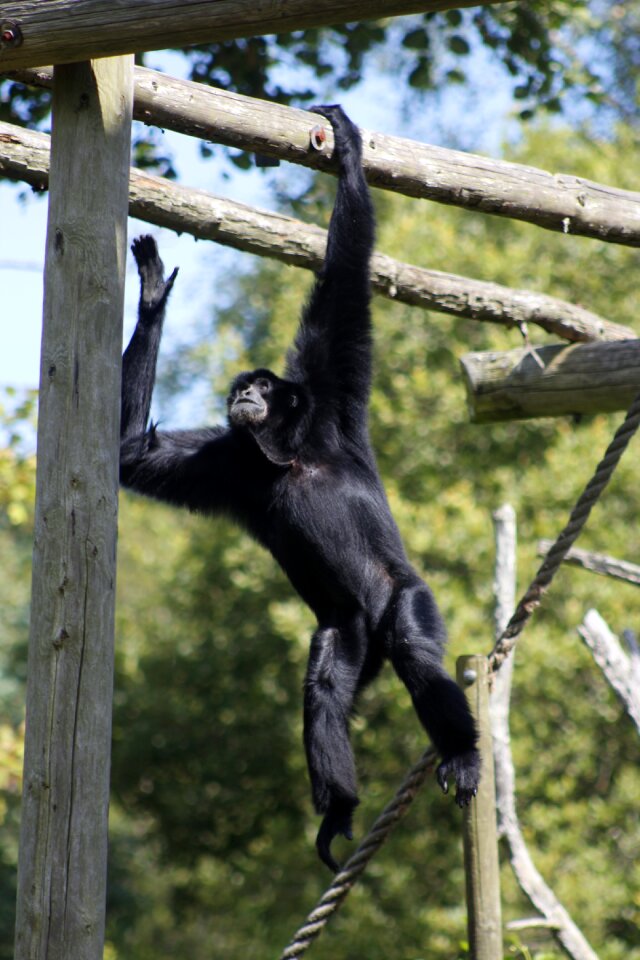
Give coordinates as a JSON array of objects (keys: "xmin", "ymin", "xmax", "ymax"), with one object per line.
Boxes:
[{"xmin": 2, "ymin": 125, "xmax": 640, "ymax": 959}]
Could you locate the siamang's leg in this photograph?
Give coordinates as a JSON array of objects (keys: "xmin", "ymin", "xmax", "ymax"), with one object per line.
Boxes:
[
  {"xmin": 304, "ymin": 623, "xmax": 367, "ymax": 871},
  {"xmin": 121, "ymin": 235, "xmax": 178, "ymax": 441},
  {"xmin": 385, "ymin": 582, "xmax": 481, "ymax": 805}
]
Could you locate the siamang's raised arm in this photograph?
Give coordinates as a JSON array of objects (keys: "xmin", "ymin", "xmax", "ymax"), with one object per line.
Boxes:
[
  {"xmin": 121, "ymin": 235, "xmax": 178, "ymax": 444},
  {"xmin": 120, "ymin": 236, "xmax": 242, "ymax": 514},
  {"xmin": 285, "ymin": 106, "xmax": 375, "ymax": 423}
]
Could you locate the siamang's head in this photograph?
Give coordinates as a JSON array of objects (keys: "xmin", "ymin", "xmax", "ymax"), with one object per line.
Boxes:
[{"xmin": 227, "ymin": 369, "xmax": 304, "ymax": 431}]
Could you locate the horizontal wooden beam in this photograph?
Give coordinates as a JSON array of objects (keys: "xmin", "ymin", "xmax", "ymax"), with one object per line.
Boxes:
[
  {"xmin": 0, "ymin": 120, "xmax": 631, "ymax": 345},
  {"xmin": 460, "ymin": 340, "xmax": 640, "ymax": 422},
  {"xmin": 0, "ymin": 0, "xmax": 506, "ymax": 70},
  {"xmin": 10, "ymin": 64, "xmax": 640, "ymax": 247}
]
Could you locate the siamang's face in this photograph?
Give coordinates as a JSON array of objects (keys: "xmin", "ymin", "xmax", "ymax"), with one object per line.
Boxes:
[{"xmin": 227, "ymin": 369, "xmax": 299, "ymax": 428}]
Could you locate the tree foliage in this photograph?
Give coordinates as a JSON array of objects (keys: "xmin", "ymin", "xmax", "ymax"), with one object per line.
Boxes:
[{"xmin": 2, "ymin": 124, "xmax": 640, "ymax": 959}]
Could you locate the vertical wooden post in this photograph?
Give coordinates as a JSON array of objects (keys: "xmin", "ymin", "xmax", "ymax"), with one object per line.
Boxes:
[
  {"xmin": 14, "ymin": 56, "xmax": 133, "ymax": 960},
  {"xmin": 457, "ymin": 654, "xmax": 503, "ymax": 960}
]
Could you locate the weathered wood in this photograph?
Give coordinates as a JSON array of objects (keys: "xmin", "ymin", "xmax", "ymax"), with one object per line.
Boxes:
[
  {"xmin": 538, "ymin": 540, "xmax": 640, "ymax": 587},
  {"xmin": 0, "ymin": 121, "xmax": 632, "ymax": 345},
  {"xmin": 489, "ymin": 508, "xmax": 600, "ymax": 960},
  {"xmin": 14, "ymin": 56, "xmax": 133, "ymax": 960},
  {"xmin": 0, "ymin": 0, "xmax": 508, "ymax": 70},
  {"xmin": 9, "ymin": 64, "xmax": 640, "ymax": 248},
  {"xmin": 457, "ymin": 654, "xmax": 503, "ymax": 960},
  {"xmin": 579, "ymin": 610, "xmax": 640, "ymax": 735},
  {"xmin": 460, "ymin": 340, "xmax": 640, "ymax": 422}
]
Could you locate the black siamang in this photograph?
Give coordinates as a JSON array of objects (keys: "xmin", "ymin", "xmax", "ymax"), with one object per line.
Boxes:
[{"xmin": 120, "ymin": 105, "xmax": 480, "ymax": 872}]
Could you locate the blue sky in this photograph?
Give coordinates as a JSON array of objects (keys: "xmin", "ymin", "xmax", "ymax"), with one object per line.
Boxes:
[{"xmin": 0, "ymin": 45, "xmax": 514, "ymax": 398}]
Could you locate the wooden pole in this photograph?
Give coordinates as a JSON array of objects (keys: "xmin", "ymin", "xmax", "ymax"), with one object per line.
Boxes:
[
  {"xmin": 0, "ymin": 120, "xmax": 633, "ymax": 347},
  {"xmin": 14, "ymin": 55, "xmax": 133, "ymax": 960},
  {"xmin": 457, "ymin": 654, "xmax": 503, "ymax": 960},
  {"xmin": 0, "ymin": 0, "xmax": 507, "ymax": 70},
  {"xmin": 460, "ymin": 339, "xmax": 640, "ymax": 422},
  {"xmin": 10, "ymin": 64, "xmax": 640, "ymax": 249}
]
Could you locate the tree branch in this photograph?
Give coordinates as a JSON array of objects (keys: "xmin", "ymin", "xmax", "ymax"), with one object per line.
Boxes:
[
  {"xmin": 8, "ymin": 64, "xmax": 640, "ymax": 247},
  {"xmin": 538, "ymin": 541, "xmax": 640, "ymax": 587},
  {"xmin": 0, "ymin": 120, "xmax": 631, "ymax": 345},
  {"xmin": 490, "ymin": 505, "xmax": 601, "ymax": 960},
  {"xmin": 578, "ymin": 610, "xmax": 640, "ymax": 735}
]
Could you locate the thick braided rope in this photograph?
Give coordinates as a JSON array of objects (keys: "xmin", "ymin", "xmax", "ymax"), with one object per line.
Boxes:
[
  {"xmin": 488, "ymin": 389, "xmax": 640, "ymax": 674},
  {"xmin": 279, "ymin": 747, "xmax": 437, "ymax": 960}
]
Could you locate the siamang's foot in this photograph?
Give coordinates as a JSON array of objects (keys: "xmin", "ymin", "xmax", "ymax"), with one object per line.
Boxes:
[
  {"xmin": 315, "ymin": 799, "xmax": 357, "ymax": 873},
  {"xmin": 437, "ymin": 749, "xmax": 481, "ymax": 808},
  {"xmin": 131, "ymin": 235, "xmax": 179, "ymax": 312},
  {"xmin": 310, "ymin": 104, "xmax": 362, "ymax": 162}
]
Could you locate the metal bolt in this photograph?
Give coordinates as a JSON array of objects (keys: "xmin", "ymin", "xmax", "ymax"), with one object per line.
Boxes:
[
  {"xmin": 462, "ymin": 668, "xmax": 477, "ymax": 686},
  {"xmin": 0, "ymin": 21, "xmax": 23, "ymax": 47},
  {"xmin": 310, "ymin": 124, "xmax": 327, "ymax": 152}
]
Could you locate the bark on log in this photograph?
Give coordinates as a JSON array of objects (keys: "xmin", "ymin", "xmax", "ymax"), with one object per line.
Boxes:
[
  {"xmin": 461, "ymin": 340, "xmax": 640, "ymax": 422},
  {"xmin": 8, "ymin": 64, "xmax": 640, "ymax": 248},
  {"xmin": 0, "ymin": 120, "xmax": 633, "ymax": 345},
  {"xmin": 0, "ymin": 0, "xmax": 507, "ymax": 70}
]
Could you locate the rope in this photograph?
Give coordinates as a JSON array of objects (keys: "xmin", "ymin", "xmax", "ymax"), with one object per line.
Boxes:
[
  {"xmin": 488, "ymin": 389, "xmax": 640, "ymax": 674},
  {"xmin": 279, "ymin": 389, "xmax": 640, "ymax": 959},
  {"xmin": 278, "ymin": 748, "xmax": 436, "ymax": 960}
]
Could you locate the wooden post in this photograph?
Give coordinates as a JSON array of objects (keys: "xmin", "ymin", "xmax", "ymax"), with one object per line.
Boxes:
[
  {"xmin": 14, "ymin": 56, "xmax": 133, "ymax": 960},
  {"xmin": 457, "ymin": 654, "xmax": 503, "ymax": 960}
]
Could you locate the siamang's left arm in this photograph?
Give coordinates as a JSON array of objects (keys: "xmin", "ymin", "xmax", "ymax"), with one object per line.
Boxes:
[
  {"xmin": 120, "ymin": 236, "xmax": 247, "ymax": 515},
  {"xmin": 286, "ymin": 106, "xmax": 375, "ymax": 429}
]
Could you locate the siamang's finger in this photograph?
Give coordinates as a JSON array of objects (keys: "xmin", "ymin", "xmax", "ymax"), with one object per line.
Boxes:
[
  {"xmin": 131, "ymin": 234, "xmax": 159, "ymax": 268},
  {"xmin": 164, "ymin": 266, "xmax": 179, "ymax": 294}
]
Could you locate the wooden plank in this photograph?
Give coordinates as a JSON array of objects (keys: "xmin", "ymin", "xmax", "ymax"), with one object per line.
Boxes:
[
  {"xmin": 0, "ymin": 0, "xmax": 507, "ymax": 70},
  {"xmin": 0, "ymin": 120, "xmax": 633, "ymax": 346},
  {"xmin": 457, "ymin": 654, "xmax": 503, "ymax": 960},
  {"xmin": 460, "ymin": 340, "xmax": 640, "ymax": 422},
  {"xmin": 14, "ymin": 55, "xmax": 133, "ymax": 960},
  {"xmin": 10, "ymin": 64, "xmax": 640, "ymax": 247}
]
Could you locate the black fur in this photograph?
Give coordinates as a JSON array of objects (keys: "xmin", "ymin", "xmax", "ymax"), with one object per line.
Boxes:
[{"xmin": 120, "ymin": 106, "xmax": 480, "ymax": 872}]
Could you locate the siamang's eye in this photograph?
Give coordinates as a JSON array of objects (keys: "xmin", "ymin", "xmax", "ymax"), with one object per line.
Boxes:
[{"xmin": 254, "ymin": 378, "xmax": 271, "ymax": 392}]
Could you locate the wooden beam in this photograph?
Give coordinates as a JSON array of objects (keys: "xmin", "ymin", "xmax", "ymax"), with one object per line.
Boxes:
[
  {"xmin": 10, "ymin": 64, "xmax": 640, "ymax": 247},
  {"xmin": 14, "ymin": 56, "xmax": 133, "ymax": 960},
  {"xmin": 0, "ymin": 120, "xmax": 633, "ymax": 345},
  {"xmin": 460, "ymin": 340, "xmax": 640, "ymax": 422},
  {"xmin": 0, "ymin": 0, "xmax": 508, "ymax": 70},
  {"xmin": 458, "ymin": 654, "xmax": 503, "ymax": 960}
]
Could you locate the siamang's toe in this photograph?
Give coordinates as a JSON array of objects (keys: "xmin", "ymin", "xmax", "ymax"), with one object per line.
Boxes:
[
  {"xmin": 315, "ymin": 802, "xmax": 356, "ymax": 873},
  {"xmin": 437, "ymin": 749, "xmax": 481, "ymax": 808}
]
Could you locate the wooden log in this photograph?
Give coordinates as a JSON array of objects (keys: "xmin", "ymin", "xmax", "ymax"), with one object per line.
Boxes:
[
  {"xmin": 8, "ymin": 64, "xmax": 640, "ymax": 248},
  {"xmin": 13, "ymin": 56, "xmax": 133, "ymax": 960},
  {"xmin": 0, "ymin": 120, "xmax": 633, "ymax": 345},
  {"xmin": 460, "ymin": 340, "xmax": 640, "ymax": 422},
  {"xmin": 537, "ymin": 541, "xmax": 640, "ymax": 587},
  {"xmin": 0, "ymin": 0, "xmax": 507, "ymax": 70},
  {"xmin": 457, "ymin": 654, "xmax": 503, "ymax": 960}
]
